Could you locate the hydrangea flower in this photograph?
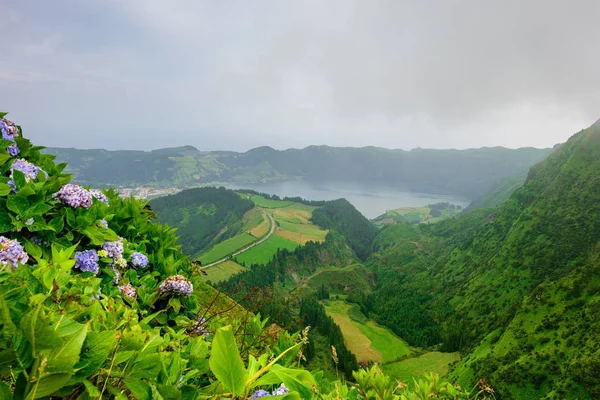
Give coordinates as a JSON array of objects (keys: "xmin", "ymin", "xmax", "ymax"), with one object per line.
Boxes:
[
  {"xmin": 102, "ymin": 237, "xmax": 124, "ymax": 259},
  {"xmin": 91, "ymin": 288, "xmax": 102, "ymax": 301},
  {"xmin": 8, "ymin": 159, "xmax": 48, "ymax": 191},
  {"xmin": 1, "ymin": 118, "xmax": 20, "ymax": 156},
  {"xmin": 98, "ymin": 249, "xmax": 108, "ymax": 258},
  {"xmin": 99, "ymin": 219, "xmax": 108, "ymax": 229},
  {"xmin": 115, "ymin": 257, "xmax": 127, "ymax": 268},
  {"xmin": 130, "ymin": 252, "xmax": 149, "ymax": 268},
  {"xmin": 90, "ymin": 189, "xmax": 109, "ymax": 205},
  {"xmin": 159, "ymin": 275, "xmax": 193, "ymax": 297},
  {"xmin": 74, "ymin": 250, "xmax": 99, "ymax": 275},
  {"xmin": 54, "ymin": 184, "xmax": 93, "ymax": 209},
  {"xmin": 30, "ymin": 236, "xmax": 50, "ymax": 247},
  {"xmin": 118, "ymin": 283, "xmax": 137, "ymax": 299},
  {"xmin": 191, "ymin": 316, "xmax": 209, "ymax": 339},
  {"xmin": 111, "ymin": 265, "xmax": 120, "ymax": 284},
  {"xmin": 0, "ymin": 236, "xmax": 29, "ymax": 268},
  {"xmin": 272, "ymin": 384, "xmax": 290, "ymax": 396},
  {"xmin": 250, "ymin": 390, "xmax": 270, "ymax": 399}
]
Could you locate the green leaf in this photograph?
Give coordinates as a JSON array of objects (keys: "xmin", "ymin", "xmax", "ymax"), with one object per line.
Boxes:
[
  {"xmin": 20, "ymin": 305, "xmax": 61, "ymax": 355},
  {"xmin": 23, "ymin": 240, "xmax": 43, "ymax": 262},
  {"xmin": 209, "ymin": 326, "xmax": 247, "ymax": 397},
  {"xmin": 0, "ymin": 295, "xmax": 16, "ymax": 339},
  {"xmin": 0, "ymin": 381, "xmax": 12, "ymax": 399},
  {"xmin": 73, "ymin": 331, "xmax": 117, "ymax": 380},
  {"xmin": 81, "ymin": 226, "xmax": 118, "ymax": 246},
  {"xmin": 123, "ymin": 378, "xmax": 152, "ymax": 400},
  {"xmin": 48, "ymin": 217, "xmax": 64, "ymax": 233},
  {"xmin": 25, "ymin": 373, "xmax": 71, "ymax": 399},
  {"xmin": 0, "ymin": 182, "xmax": 11, "ymax": 196},
  {"xmin": 0, "ymin": 212, "xmax": 12, "ymax": 233},
  {"xmin": 268, "ymin": 364, "xmax": 316, "ymax": 400},
  {"xmin": 82, "ymin": 379, "xmax": 101, "ymax": 397},
  {"xmin": 12, "ymin": 170, "xmax": 27, "ymax": 191},
  {"xmin": 6, "ymin": 196, "xmax": 29, "ymax": 216}
]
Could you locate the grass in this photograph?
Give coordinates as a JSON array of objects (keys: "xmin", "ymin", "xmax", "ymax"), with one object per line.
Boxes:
[
  {"xmin": 306, "ymin": 265, "xmax": 372, "ymax": 294},
  {"xmin": 202, "ymin": 260, "xmax": 247, "ymax": 283},
  {"xmin": 382, "ymin": 352, "xmax": 460, "ymax": 384},
  {"xmin": 271, "ymin": 203, "xmax": 328, "ymax": 244},
  {"xmin": 242, "ymin": 208, "xmax": 271, "ymax": 238},
  {"xmin": 235, "ymin": 235, "xmax": 299, "ymax": 266},
  {"xmin": 322, "ymin": 300, "xmax": 413, "ymax": 363},
  {"xmin": 198, "ymin": 232, "xmax": 256, "ymax": 264},
  {"xmin": 250, "ymin": 195, "xmax": 295, "ymax": 208}
]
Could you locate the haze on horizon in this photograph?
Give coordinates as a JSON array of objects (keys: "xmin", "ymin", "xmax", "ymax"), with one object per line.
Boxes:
[{"xmin": 1, "ymin": 0, "xmax": 599, "ymax": 152}]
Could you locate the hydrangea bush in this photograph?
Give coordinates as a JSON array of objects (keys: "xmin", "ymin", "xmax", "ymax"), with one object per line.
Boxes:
[{"xmin": 0, "ymin": 114, "xmax": 488, "ymax": 399}]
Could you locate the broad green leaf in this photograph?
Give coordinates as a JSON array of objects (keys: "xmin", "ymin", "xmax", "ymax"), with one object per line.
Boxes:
[
  {"xmin": 81, "ymin": 226, "xmax": 118, "ymax": 245},
  {"xmin": 209, "ymin": 326, "xmax": 247, "ymax": 397},
  {"xmin": 25, "ymin": 372, "xmax": 71, "ymax": 399},
  {"xmin": 0, "ymin": 295, "xmax": 16, "ymax": 339},
  {"xmin": 82, "ymin": 379, "xmax": 101, "ymax": 397},
  {"xmin": 73, "ymin": 331, "xmax": 117, "ymax": 379},
  {"xmin": 0, "ymin": 182, "xmax": 11, "ymax": 196},
  {"xmin": 268, "ymin": 364, "xmax": 316, "ymax": 400},
  {"xmin": 20, "ymin": 305, "xmax": 61, "ymax": 355},
  {"xmin": 6, "ymin": 196, "xmax": 29, "ymax": 216},
  {"xmin": 0, "ymin": 381, "xmax": 12, "ymax": 399},
  {"xmin": 0, "ymin": 212, "xmax": 12, "ymax": 233},
  {"xmin": 123, "ymin": 377, "xmax": 152, "ymax": 400}
]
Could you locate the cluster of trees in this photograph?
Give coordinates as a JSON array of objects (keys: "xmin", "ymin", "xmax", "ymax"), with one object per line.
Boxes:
[
  {"xmin": 150, "ymin": 186, "xmax": 254, "ymax": 256},
  {"xmin": 311, "ymin": 199, "xmax": 378, "ymax": 260},
  {"xmin": 236, "ymin": 189, "xmax": 327, "ymax": 207}
]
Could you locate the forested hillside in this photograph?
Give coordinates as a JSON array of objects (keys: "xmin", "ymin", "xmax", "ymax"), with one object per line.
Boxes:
[
  {"xmin": 311, "ymin": 199, "xmax": 378, "ymax": 260},
  {"xmin": 149, "ymin": 187, "xmax": 254, "ymax": 256},
  {"xmin": 463, "ymin": 172, "xmax": 527, "ymax": 211},
  {"xmin": 357, "ymin": 121, "xmax": 600, "ymax": 398},
  {"xmin": 47, "ymin": 145, "xmax": 552, "ymax": 198}
]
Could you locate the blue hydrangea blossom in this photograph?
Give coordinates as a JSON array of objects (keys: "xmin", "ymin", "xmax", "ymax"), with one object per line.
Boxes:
[
  {"xmin": 272, "ymin": 384, "xmax": 290, "ymax": 396},
  {"xmin": 102, "ymin": 237, "xmax": 124, "ymax": 259},
  {"xmin": 90, "ymin": 189, "xmax": 109, "ymax": 205},
  {"xmin": 250, "ymin": 390, "xmax": 270, "ymax": 399},
  {"xmin": 54, "ymin": 184, "xmax": 93, "ymax": 209},
  {"xmin": 0, "ymin": 236, "xmax": 29, "ymax": 268},
  {"xmin": 191, "ymin": 316, "xmax": 209, "ymax": 339},
  {"xmin": 74, "ymin": 250, "xmax": 99, "ymax": 275},
  {"xmin": 1, "ymin": 118, "xmax": 20, "ymax": 156},
  {"xmin": 99, "ymin": 219, "xmax": 108, "ymax": 229},
  {"xmin": 8, "ymin": 159, "xmax": 48, "ymax": 191},
  {"xmin": 118, "ymin": 283, "xmax": 137, "ymax": 299},
  {"xmin": 130, "ymin": 251, "xmax": 149, "ymax": 268},
  {"xmin": 159, "ymin": 275, "xmax": 194, "ymax": 296}
]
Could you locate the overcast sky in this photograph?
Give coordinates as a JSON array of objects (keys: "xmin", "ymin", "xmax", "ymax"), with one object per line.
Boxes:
[{"xmin": 1, "ymin": 0, "xmax": 599, "ymax": 152}]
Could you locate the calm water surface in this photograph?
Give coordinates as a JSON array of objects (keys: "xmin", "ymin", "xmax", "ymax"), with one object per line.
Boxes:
[{"xmin": 225, "ymin": 180, "xmax": 470, "ymax": 219}]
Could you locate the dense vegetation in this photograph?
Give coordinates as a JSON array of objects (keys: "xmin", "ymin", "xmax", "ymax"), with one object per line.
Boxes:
[
  {"xmin": 47, "ymin": 144, "xmax": 552, "ymax": 198},
  {"xmin": 356, "ymin": 121, "xmax": 600, "ymax": 398},
  {"xmin": 0, "ymin": 115, "xmax": 494, "ymax": 399},
  {"xmin": 462, "ymin": 172, "xmax": 527, "ymax": 212},
  {"xmin": 149, "ymin": 187, "xmax": 253, "ymax": 256},
  {"xmin": 311, "ymin": 199, "xmax": 378, "ymax": 260}
]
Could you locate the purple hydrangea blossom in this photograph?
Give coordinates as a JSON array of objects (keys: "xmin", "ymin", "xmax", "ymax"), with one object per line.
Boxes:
[
  {"xmin": 130, "ymin": 251, "xmax": 149, "ymax": 268},
  {"xmin": 118, "ymin": 283, "xmax": 137, "ymax": 299},
  {"xmin": 159, "ymin": 275, "xmax": 194, "ymax": 297},
  {"xmin": 74, "ymin": 250, "xmax": 99, "ymax": 275},
  {"xmin": 1, "ymin": 118, "xmax": 20, "ymax": 156},
  {"xmin": 191, "ymin": 316, "xmax": 209, "ymax": 339},
  {"xmin": 250, "ymin": 390, "xmax": 270, "ymax": 399},
  {"xmin": 7, "ymin": 144, "xmax": 19, "ymax": 156},
  {"xmin": 111, "ymin": 265, "xmax": 120, "ymax": 284},
  {"xmin": 0, "ymin": 236, "xmax": 29, "ymax": 268},
  {"xmin": 272, "ymin": 384, "xmax": 290, "ymax": 396},
  {"xmin": 8, "ymin": 159, "xmax": 48, "ymax": 191},
  {"xmin": 91, "ymin": 288, "xmax": 102, "ymax": 301},
  {"xmin": 90, "ymin": 189, "xmax": 109, "ymax": 205},
  {"xmin": 102, "ymin": 237, "xmax": 124, "ymax": 259},
  {"xmin": 99, "ymin": 219, "xmax": 108, "ymax": 229},
  {"xmin": 54, "ymin": 184, "xmax": 93, "ymax": 209}
]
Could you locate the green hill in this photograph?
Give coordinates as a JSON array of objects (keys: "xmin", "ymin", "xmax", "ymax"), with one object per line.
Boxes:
[
  {"xmin": 46, "ymin": 145, "xmax": 552, "ymax": 199},
  {"xmin": 149, "ymin": 186, "xmax": 254, "ymax": 257},
  {"xmin": 463, "ymin": 172, "xmax": 528, "ymax": 212},
  {"xmin": 359, "ymin": 121, "xmax": 600, "ymax": 398}
]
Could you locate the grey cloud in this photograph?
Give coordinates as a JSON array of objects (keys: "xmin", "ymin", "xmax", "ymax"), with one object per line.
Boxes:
[{"xmin": 0, "ymin": 0, "xmax": 598, "ymax": 151}]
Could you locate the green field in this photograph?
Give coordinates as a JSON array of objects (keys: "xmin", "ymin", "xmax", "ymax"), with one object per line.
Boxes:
[
  {"xmin": 306, "ymin": 264, "xmax": 372, "ymax": 294},
  {"xmin": 271, "ymin": 203, "xmax": 328, "ymax": 244},
  {"xmin": 242, "ymin": 208, "xmax": 270, "ymax": 238},
  {"xmin": 249, "ymin": 195, "xmax": 295, "ymax": 208},
  {"xmin": 322, "ymin": 300, "xmax": 413, "ymax": 363},
  {"xmin": 235, "ymin": 235, "xmax": 299, "ymax": 266},
  {"xmin": 373, "ymin": 203, "xmax": 462, "ymax": 226},
  {"xmin": 198, "ymin": 232, "xmax": 256, "ymax": 264},
  {"xmin": 382, "ymin": 352, "xmax": 460, "ymax": 384},
  {"xmin": 203, "ymin": 260, "xmax": 247, "ymax": 283}
]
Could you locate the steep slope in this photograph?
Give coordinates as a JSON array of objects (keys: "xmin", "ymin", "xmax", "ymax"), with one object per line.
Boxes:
[
  {"xmin": 311, "ymin": 199, "xmax": 378, "ymax": 260},
  {"xmin": 363, "ymin": 122, "xmax": 600, "ymax": 398},
  {"xmin": 47, "ymin": 145, "xmax": 552, "ymax": 198},
  {"xmin": 463, "ymin": 171, "xmax": 527, "ymax": 211},
  {"xmin": 149, "ymin": 186, "xmax": 254, "ymax": 257}
]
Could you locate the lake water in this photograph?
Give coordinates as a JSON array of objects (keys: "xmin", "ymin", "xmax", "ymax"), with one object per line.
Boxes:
[{"xmin": 225, "ymin": 180, "xmax": 470, "ymax": 219}]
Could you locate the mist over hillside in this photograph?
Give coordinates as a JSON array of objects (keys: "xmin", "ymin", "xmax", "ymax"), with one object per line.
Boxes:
[{"xmin": 46, "ymin": 144, "xmax": 552, "ymax": 199}]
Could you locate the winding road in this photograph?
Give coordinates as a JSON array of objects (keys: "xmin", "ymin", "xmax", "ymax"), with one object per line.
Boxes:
[{"xmin": 200, "ymin": 209, "xmax": 275, "ymax": 269}]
